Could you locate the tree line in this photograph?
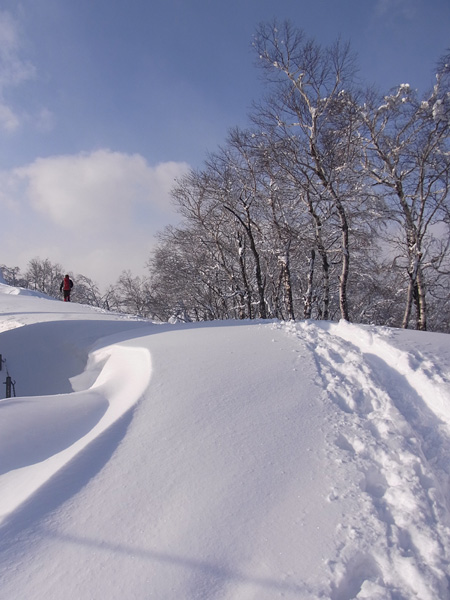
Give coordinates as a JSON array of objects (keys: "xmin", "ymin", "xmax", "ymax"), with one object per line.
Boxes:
[
  {"xmin": 0, "ymin": 258, "xmax": 150, "ymax": 317},
  {"xmin": 3, "ymin": 22, "xmax": 450, "ymax": 332},
  {"xmin": 147, "ymin": 23, "xmax": 450, "ymax": 331}
]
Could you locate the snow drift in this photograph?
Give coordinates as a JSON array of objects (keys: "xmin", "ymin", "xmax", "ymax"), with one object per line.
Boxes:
[{"xmin": 0, "ymin": 282, "xmax": 449, "ymax": 599}]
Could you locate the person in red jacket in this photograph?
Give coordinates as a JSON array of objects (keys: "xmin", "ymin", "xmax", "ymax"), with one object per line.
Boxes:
[{"xmin": 60, "ymin": 274, "xmax": 74, "ymax": 301}]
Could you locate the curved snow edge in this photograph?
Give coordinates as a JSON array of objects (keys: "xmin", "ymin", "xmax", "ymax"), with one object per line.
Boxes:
[{"xmin": 0, "ymin": 343, "xmax": 152, "ymax": 525}]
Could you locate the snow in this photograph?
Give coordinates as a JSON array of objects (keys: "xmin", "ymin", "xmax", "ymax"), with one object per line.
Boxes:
[
  {"xmin": 0, "ymin": 282, "xmax": 449, "ymax": 599},
  {"xmin": 433, "ymin": 99, "xmax": 445, "ymax": 122}
]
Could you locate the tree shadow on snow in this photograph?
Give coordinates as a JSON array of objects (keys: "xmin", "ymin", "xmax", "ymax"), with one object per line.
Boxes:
[
  {"xmin": 37, "ymin": 529, "xmax": 309, "ymax": 596},
  {"xmin": 0, "ymin": 407, "xmax": 134, "ymax": 550}
]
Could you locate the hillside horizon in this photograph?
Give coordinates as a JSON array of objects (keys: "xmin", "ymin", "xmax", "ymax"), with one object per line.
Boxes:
[{"xmin": 0, "ymin": 282, "xmax": 449, "ymax": 599}]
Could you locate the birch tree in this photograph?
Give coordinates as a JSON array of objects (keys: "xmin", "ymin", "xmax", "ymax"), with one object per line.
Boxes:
[
  {"xmin": 252, "ymin": 21, "xmax": 365, "ymax": 321},
  {"xmin": 361, "ymin": 56, "xmax": 450, "ymax": 330}
]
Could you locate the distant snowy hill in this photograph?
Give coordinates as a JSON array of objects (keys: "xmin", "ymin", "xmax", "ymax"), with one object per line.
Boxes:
[{"xmin": 0, "ymin": 282, "xmax": 449, "ymax": 599}]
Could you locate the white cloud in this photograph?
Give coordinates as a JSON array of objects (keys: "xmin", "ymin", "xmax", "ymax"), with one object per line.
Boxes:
[
  {"xmin": 2, "ymin": 150, "xmax": 190, "ymax": 288},
  {"xmin": 16, "ymin": 149, "xmax": 189, "ymax": 231}
]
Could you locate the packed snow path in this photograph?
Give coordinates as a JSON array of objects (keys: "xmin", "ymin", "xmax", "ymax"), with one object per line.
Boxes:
[{"xmin": 0, "ymin": 286, "xmax": 449, "ymax": 599}]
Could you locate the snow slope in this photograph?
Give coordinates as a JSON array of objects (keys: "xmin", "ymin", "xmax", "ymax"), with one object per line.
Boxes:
[{"xmin": 0, "ymin": 282, "xmax": 449, "ymax": 599}]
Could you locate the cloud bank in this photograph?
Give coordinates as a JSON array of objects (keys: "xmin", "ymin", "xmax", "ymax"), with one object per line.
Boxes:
[{"xmin": 2, "ymin": 149, "xmax": 190, "ymax": 288}]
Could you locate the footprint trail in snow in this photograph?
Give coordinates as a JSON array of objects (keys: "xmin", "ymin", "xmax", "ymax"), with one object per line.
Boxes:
[{"xmin": 278, "ymin": 320, "xmax": 450, "ymax": 600}]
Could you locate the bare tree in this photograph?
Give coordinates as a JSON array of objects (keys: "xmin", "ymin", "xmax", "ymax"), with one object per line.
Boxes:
[
  {"xmin": 114, "ymin": 270, "xmax": 153, "ymax": 318},
  {"xmin": 169, "ymin": 169, "xmax": 257, "ymax": 319},
  {"xmin": 25, "ymin": 258, "xmax": 65, "ymax": 298},
  {"xmin": 361, "ymin": 58, "xmax": 450, "ymax": 330},
  {"xmin": 73, "ymin": 274, "xmax": 109, "ymax": 309},
  {"xmin": 252, "ymin": 20, "xmax": 366, "ymax": 321},
  {"xmin": 226, "ymin": 127, "xmax": 304, "ymax": 319},
  {"xmin": 0, "ymin": 265, "xmax": 27, "ymax": 288},
  {"xmin": 204, "ymin": 149, "xmax": 269, "ymax": 319},
  {"xmin": 144, "ymin": 25, "xmax": 449, "ymax": 331}
]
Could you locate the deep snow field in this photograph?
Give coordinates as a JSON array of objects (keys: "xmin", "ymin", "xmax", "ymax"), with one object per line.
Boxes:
[{"xmin": 0, "ymin": 279, "xmax": 449, "ymax": 599}]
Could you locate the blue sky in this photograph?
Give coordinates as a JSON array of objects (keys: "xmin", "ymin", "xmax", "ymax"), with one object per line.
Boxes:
[{"xmin": 1, "ymin": 0, "xmax": 449, "ymax": 288}]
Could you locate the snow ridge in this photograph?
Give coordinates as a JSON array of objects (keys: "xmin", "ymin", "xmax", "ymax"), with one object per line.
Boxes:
[{"xmin": 0, "ymin": 341, "xmax": 151, "ymax": 526}]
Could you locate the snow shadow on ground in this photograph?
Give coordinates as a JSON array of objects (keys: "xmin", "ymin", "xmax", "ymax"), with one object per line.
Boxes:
[
  {"xmin": 0, "ymin": 408, "xmax": 134, "ymax": 545},
  {"xmin": 0, "ymin": 319, "xmax": 152, "ymax": 397},
  {"xmin": 37, "ymin": 529, "xmax": 310, "ymax": 597}
]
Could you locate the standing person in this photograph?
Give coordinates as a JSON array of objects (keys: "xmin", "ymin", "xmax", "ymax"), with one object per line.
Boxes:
[{"xmin": 60, "ymin": 274, "xmax": 74, "ymax": 302}]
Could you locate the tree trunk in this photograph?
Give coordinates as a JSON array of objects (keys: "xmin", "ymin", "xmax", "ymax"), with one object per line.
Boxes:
[
  {"xmin": 304, "ymin": 249, "xmax": 315, "ymax": 319},
  {"xmin": 401, "ymin": 277, "xmax": 414, "ymax": 329},
  {"xmin": 402, "ymin": 236, "xmax": 427, "ymax": 330},
  {"xmin": 280, "ymin": 241, "xmax": 295, "ymax": 320},
  {"xmin": 249, "ymin": 229, "xmax": 267, "ymax": 319},
  {"xmin": 310, "ymin": 142, "xmax": 350, "ymax": 322},
  {"xmin": 237, "ymin": 237, "xmax": 252, "ymax": 319},
  {"xmin": 338, "ymin": 204, "xmax": 350, "ymax": 322},
  {"xmin": 319, "ymin": 246, "xmax": 330, "ymax": 321},
  {"xmin": 415, "ymin": 267, "xmax": 427, "ymax": 331},
  {"xmin": 224, "ymin": 203, "xmax": 267, "ymax": 319}
]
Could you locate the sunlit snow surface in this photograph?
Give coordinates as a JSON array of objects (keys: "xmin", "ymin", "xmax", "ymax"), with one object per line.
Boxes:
[{"xmin": 0, "ymin": 282, "xmax": 449, "ymax": 599}]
